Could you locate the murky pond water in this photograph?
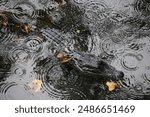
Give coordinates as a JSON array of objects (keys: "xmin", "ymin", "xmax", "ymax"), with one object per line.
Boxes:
[{"xmin": 0, "ymin": 0, "xmax": 150, "ymax": 100}]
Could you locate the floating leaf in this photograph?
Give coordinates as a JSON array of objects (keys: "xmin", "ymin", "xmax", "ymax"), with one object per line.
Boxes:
[
  {"xmin": 56, "ymin": 51, "xmax": 72, "ymax": 63},
  {"xmin": 26, "ymin": 79, "xmax": 42, "ymax": 93},
  {"xmin": 106, "ymin": 81, "xmax": 118, "ymax": 91},
  {"xmin": 21, "ymin": 23, "xmax": 30, "ymax": 33}
]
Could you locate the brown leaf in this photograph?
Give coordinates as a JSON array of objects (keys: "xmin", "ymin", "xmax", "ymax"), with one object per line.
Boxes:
[
  {"xmin": 106, "ymin": 81, "xmax": 118, "ymax": 91},
  {"xmin": 56, "ymin": 51, "xmax": 72, "ymax": 63},
  {"xmin": 26, "ymin": 79, "xmax": 42, "ymax": 93},
  {"xmin": 21, "ymin": 24, "xmax": 30, "ymax": 33}
]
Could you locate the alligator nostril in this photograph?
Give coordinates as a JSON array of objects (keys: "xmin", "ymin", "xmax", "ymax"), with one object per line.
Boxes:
[{"xmin": 117, "ymin": 71, "xmax": 124, "ymax": 78}]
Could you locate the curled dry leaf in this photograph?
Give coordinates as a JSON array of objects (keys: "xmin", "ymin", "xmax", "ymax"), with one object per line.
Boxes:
[
  {"xmin": 56, "ymin": 51, "xmax": 72, "ymax": 63},
  {"xmin": 26, "ymin": 79, "xmax": 42, "ymax": 93},
  {"xmin": 21, "ymin": 23, "xmax": 30, "ymax": 33},
  {"xmin": 106, "ymin": 81, "xmax": 118, "ymax": 91}
]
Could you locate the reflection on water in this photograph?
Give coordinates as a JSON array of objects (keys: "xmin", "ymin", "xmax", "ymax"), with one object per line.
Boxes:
[{"xmin": 0, "ymin": 0, "xmax": 150, "ymax": 100}]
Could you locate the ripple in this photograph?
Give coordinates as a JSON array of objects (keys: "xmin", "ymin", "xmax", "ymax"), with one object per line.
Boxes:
[
  {"xmin": 37, "ymin": 58, "xmax": 85, "ymax": 99},
  {"xmin": 10, "ymin": 48, "xmax": 30, "ymax": 62},
  {"xmin": 1, "ymin": 0, "xmax": 9, "ymax": 5},
  {"xmin": 134, "ymin": 82, "xmax": 144, "ymax": 93},
  {"xmin": 24, "ymin": 36, "xmax": 43, "ymax": 53},
  {"xmin": 72, "ymin": 0, "xmax": 86, "ymax": 4},
  {"xmin": 69, "ymin": 89, "xmax": 87, "ymax": 100},
  {"xmin": 39, "ymin": 0, "xmax": 48, "ymax": 4},
  {"xmin": 37, "ymin": 59, "xmax": 70, "ymax": 99},
  {"xmin": 84, "ymin": 1, "xmax": 108, "ymax": 21},
  {"xmin": 12, "ymin": 2, "xmax": 37, "ymax": 23},
  {"xmin": 1, "ymin": 0, "xmax": 150, "ymax": 100},
  {"xmin": 101, "ymin": 38, "xmax": 125, "ymax": 57},
  {"xmin": 105, "ymin": 90, "xmax": 131, "ymax": 100},
  {"xmin": 0, "ymin": 0, "xmax": 8, "ymax": 5},
  {"xmin": 129, "ymin": 81, "xmax": 150, "ymax": 97},
  {"xmin": 12, "ymin": 65, "xmax": 26, "ymax": 76},
  {"xmin": 134, "ymin": 0, "xmax": 150, "ymax": 13},
  {"xmin": 142, "ymin": 73, "xmax": 150, "ymax": 83},
  {"xmin": 0, "ymin": 82, "xmax": 31, "ymax": 100},
  {"xmin": 0, "ymin": 33, "xmax": 16, "ymax": 44},
  {"xmin": 121, "ymin": 53, "xmax": 142, "ymax": 71},
  {"xmin": 89, "ymin": 83, "xmax": 107, "ymax": 99},
  {"xmin": 110, "ymin": 10, "xmax": 128, "ymax": 23}
]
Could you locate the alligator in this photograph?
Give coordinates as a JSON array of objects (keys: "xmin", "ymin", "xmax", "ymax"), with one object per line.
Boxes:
[{"xmin": 56, "ymin": 51, "xmax": 124, "ymax": 81}]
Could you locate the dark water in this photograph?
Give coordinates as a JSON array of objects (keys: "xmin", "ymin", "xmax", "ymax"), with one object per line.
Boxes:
[{"xmin": 0, "ymin": 0, "xmax": 150, "ymax": 100}]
